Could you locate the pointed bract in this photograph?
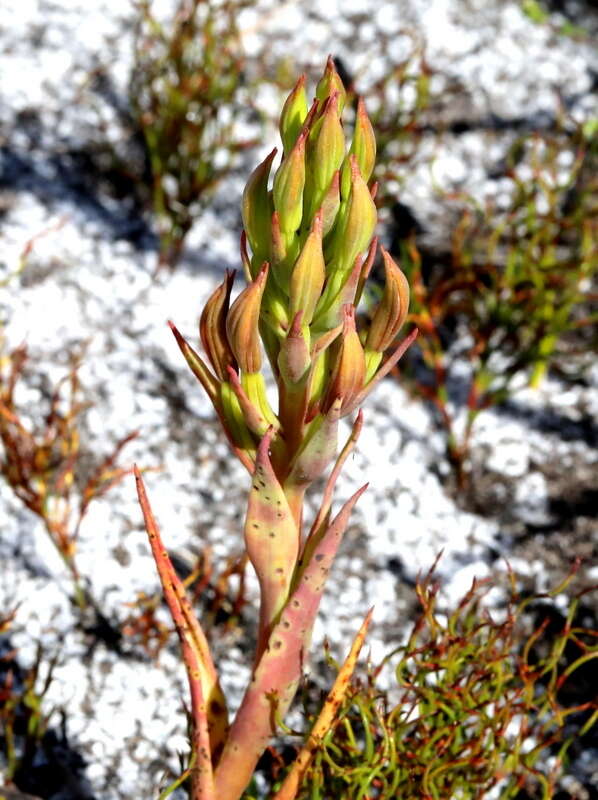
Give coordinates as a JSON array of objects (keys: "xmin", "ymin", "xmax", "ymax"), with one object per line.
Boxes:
[
  {"xmin": 200, "ymin": 271, "xmax": 237, "ymax": 382},
  {"xmin": 226, "ymin": 264, "xmax": 268, "ymax": 373}
]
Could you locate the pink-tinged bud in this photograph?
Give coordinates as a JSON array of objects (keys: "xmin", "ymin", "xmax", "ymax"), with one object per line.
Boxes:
[
  {"xmin": 199, "ymin": 270, "xmax": 237, "ymax": 382},
  {"xmin": 285, "ymin": 398, "xmax": 341, "ymax": 489},
  {"xmin": 280, "ymin": 75, "xmax": 308, "ymax": 155},
  {"xmin": 322, "ymin": 305, "xmax": 366, "ymax": 414},
  {"xmin": 270, "ymin": 210, "xmax": 285, "ymax": 265},
  {"xmin": 289, "ymin": 210, "xmax": 325, "ymax": 325},
  {"xmin": 320, "ymin": 169, "xmax": 341, "ymax": 236},
  {"xmin": 366, "ymin": 247, "xmax": 410, "ymax": 353},
  {"xmin": 226, "ymin": 264, "xmax": 268, "ymax": 374},
  {"xmin": 315, "ymin": 55, "xmax": 346, "ymax": 116},
  {"xmin": 331, "ymin": 155, "xmax": 377, "ymax": 275},
  {"xmin": 341, "ymin": 97, "xmax": 376, "ymax": 198},
  {"xmin": 310, "ymin": 92, "xmax": 345, "ymax": 196},
  {"xmin": 273, "ymin": 129, "xmax": 307, "ymax": 238},
  {"xmin": 242, "ymin": 149, "xmax": 276, "ymax": 259},
  {"xmin": 278, "ymin": 312, "xmax": 311, "ymax": 385}
]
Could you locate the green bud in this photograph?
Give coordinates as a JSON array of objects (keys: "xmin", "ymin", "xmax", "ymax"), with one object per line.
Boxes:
[
  {"xmin": 273, "ymin": 129, "xmax": 307, "ymax": 239},
  {"xmin": 341, "ymin": 97, "xmax": 376, "ymax": 198},
  {"xmin": 226, "ymin": 264, "xmax": 268, "ymax": 373},
  {"xmin": 227, "ymin": 366, "xmax": 273, "ymax": 438},
  {"xmin": 315, "ymin": 56, "xmax": 346, "ymax": 116},
  {"xmin": 330, "ymin": 155, "xmax": 377, "ymax": 275},
  {"xmin": 280, "ymin": 74, "xmax": 308, "ymax": 155},
  {"xmin": 289, "ymin": 210, "xmax": 325, "ymax": 325},
  {"xmin": 241, "ymin": 371, "xmax": 279, "ymax": 429},
  {"xmin": 320, "ymin": 169, "xmax": 341, "ymax": 236},
  {"xmin": 242, "ymin": 149, "xmax": 276, "ymax": 260},
  {"xmin": 310, "ymin": 92, "xmax": 345, "ymax": 196},
  {"xmin": 269, "ymin": 211, "xmax": 300, "ymax": 294},
  {"xmin": 220, "ymin": 380, "xmax": 256, "ymax": 455}
]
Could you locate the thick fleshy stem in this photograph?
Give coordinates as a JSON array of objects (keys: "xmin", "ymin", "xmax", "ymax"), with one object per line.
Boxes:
[
  {"xmin": 245, "ymin": 428, "xmax": 299, "ymax": 663},
  {"xmin": 212, "ymin": 483, "xmax": 368, "ymax": 800},
  {"xmin": 271, "ymin": 608, "xmax": 373, "ymax": 800}
]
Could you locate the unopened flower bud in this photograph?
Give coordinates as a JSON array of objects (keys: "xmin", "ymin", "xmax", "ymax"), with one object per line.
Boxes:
[
  {"xmin": 310, "ymin": 92, "xmax": 345, "ymax": 197},
  {"xmin": 280, "ymin": 74, "xmax": 308, "ymax": 155},
  {"xmin": 242, "ymin": 149, "xmax": 276, "ymax": 261},
  {"xmin": 330, "ymin": 155, "xmax": 377, "ymax": 275},
  {"xmin": 320, "ymin": 169, "xmax": 341, "ymax": 236},
  {"xmin": 315, "ymin": 56, "xmax": 346, "ymax": 116},
  {"xmin": 322, "ymin": 304, "xmax": 366, "ymax": 414},
  {"xmin": 285, "ymin": 398, "xmax": 341, "ymax": 489},
  {"xmin": 273, "ymin": 129, "xmax": 307, "ymax": 238},
  {"xmin": 289, "ymin": 210, "xmax": 325, "ymax": 325},
  {"xmin": 366, "ymin": 247, "xmax": 410, "ymax": 353},
  {"xmin": 199, "ymin": 270, "xmax": 237, "ymax": 381},
  {"xmin": 278, "ymin": 312, "xmax": 311, "ymax": 385},
  {"xmin": 226, "ymin": 264, "xmax": 268, "ymax": 373},
  {"xmin": 269, "ymin": 211, "xmax": 300, "ymax": 294},
  {"xmin": 341, "ymin": 97, "xmax": 376, "ymax": 198}
]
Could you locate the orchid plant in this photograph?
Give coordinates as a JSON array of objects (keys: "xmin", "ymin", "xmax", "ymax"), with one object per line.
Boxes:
[{"xmin": 135, "ymin": 58, "xmax": 416, "ymax": 800}]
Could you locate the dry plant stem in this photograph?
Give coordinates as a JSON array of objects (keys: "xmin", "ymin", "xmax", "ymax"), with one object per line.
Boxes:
[
  {"xmin": 271, "ymin": 608, "xmax": 374, "ymax": 800},
  {"xmin": 0, "ymin": 349, "xmax": 135, "ymax": 615}
]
